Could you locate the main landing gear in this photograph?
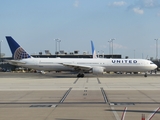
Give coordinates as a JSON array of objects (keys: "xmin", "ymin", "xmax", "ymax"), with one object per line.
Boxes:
[
  {"xmin": 77, "ymin": 73, "xmax": 84, "ymax": 78},
  {"xmin": 144, "ymin": 72, "xmax": 147, "ymax": 77}
]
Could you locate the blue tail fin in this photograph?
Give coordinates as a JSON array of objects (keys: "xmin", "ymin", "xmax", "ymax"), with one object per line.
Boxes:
[
  {"xmin": 6, "ymin": 36, "xmax": 31, "ymax": 60},
  {"xmin": 91, "ymin": 40, "xmax": 97, "ymax": 58}
]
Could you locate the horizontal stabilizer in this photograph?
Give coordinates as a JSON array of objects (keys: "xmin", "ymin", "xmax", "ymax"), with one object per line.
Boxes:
[{"xmin": 5, "ymin": 60, "xmax": 26, "ymax": 65}]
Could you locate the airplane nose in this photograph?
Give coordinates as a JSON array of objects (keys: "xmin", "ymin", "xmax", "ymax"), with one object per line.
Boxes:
[{"xmin": 153, "ymin": 64, "xmax": 158, "ymax": 69}]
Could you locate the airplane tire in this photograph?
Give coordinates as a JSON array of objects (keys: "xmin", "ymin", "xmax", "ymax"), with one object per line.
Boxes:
[
  {"xmin": 77, "ymin": 74, "xmax": 84, "ymax": 78},
  {"xmin": 144, "ymin": 73, "xmax": 147, "ymax": 77},
  {"xmin": 77, "ymin": 74, "xmax": 80, "ymax": 78},
  {"xmin": 81, "ymin": 74, "xmax": 84, "ymax": 78}
]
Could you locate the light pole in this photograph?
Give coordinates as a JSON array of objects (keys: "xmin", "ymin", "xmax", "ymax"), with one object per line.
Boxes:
[
  {"xmin": 101, "ymin": 50, "xmax": 104, "ymax": 58},
  {"xmin": 54, "ymin": 39, "xmax": 58, "ymax": 54},
  {"xmin": 57, "ymin": 39, "xmax": 61, "ymax": 52},
  {"xmin": 97, "ymin": 51, "xmax": 99, "ymax": 58},
  {"xmin": 54, "ymin": 39, "xmax": 61, "ymax": 54},
  {"xmin": 111, "ymin": 38, "xmax": 115, "ymax": 58},
  {"xmin": 154, "ymin": 39, "xmax": 159, "ymax": 60},
  {"xmin": 108, "ymin": 40, "xmax": 111, "ymax": 54},
  {"xmin": 0, "ymin": 40, "xmax": 3, "ymax": 63}
]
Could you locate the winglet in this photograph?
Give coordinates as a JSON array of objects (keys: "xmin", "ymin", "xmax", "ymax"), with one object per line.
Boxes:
[
  {"xmin": 91, "ymin": 40, "xmax": 97, "ymax": 58},
  {"xmin": 6, "ymin": 36, "xmax": 31, "ymax": 60}
]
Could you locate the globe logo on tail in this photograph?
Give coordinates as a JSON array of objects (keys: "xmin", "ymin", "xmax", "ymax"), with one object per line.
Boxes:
[{"xmin": 14, "ymin": 47, "xmax": 31, "ymax": 60}]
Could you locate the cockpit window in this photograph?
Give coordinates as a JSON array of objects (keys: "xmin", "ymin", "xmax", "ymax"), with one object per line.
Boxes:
[{"xmin": 150, "ymin": 62, "xmax": 154, "ymax": 64}]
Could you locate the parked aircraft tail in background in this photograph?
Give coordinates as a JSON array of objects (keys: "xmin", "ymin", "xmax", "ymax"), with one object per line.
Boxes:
[{"xmin": 91, "ymin": 40, "xmax": 97, "ymax": 58}]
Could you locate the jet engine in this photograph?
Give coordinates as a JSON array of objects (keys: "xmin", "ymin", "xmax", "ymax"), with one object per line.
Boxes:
[{"xmin": 92, "ymin": 67, "xmax": 105, "ymax": 74}]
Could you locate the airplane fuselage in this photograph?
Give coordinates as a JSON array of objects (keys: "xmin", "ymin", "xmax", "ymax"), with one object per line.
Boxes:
[{"xmin": 10, "ymin": 58, "xmax": 157, "ymax": 72}]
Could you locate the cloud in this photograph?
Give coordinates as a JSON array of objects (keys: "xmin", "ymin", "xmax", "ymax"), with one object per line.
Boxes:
[
  {"xmin": 142, "ymin": 0, "xmax": 160, "ymax": 8},
  {"xmin": 73, "ymin": 0, "xmax": 79, "ymax": 7},
  {"xmin": 113, "ymin": 43, "xmax": 127, "ymax": 49},
  {"xmin": 127, "ymin": 0, "xmax": 160, "ymax": 14},
  {"xmin": 133, "ymin": 7, "xmax": 144, "ymax": 14},
  {"xmin": 128, "ymin": 0, "xmax": 160, "ymax": 10},
  {"xmin": 108, "ymin": 1, "xmax": 127, "ymax": 7},
  {"xmin": 113, "ymin": 1, "xmax": 127, "ymax": 6}
]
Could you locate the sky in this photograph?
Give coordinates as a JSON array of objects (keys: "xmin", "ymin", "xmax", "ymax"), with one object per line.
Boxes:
[{"xmin": 0, "ymin": 0, "xmax": 160, "ymax": 59}]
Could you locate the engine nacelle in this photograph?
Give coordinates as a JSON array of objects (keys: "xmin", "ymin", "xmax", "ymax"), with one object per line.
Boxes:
[{"xmin": 92, "ymin": 67, "xmax": 105, "ymax": 74}]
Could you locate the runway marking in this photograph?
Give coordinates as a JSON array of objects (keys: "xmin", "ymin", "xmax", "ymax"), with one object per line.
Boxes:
[
  {"xmin": 111, "ymin": 107, "xmax": 120, "ymax": 120},
  {"xmin": 101, "ymin": 87, "xmax": 108, "ymax": 103},
  {"xmin": 73, "ymin": 78, "xmax": 79, "ymax": 84},
  {"xmin": 110, "ymin": 102, "xmax": 135, "ymax": 106},
  {"xmin": 51, "ymin": 104, "xmax": 57, "ymax": 107},
  {"xmin": 59, "ymin": 87, "xmax": 72, "ymax": 103},
  {"xmin": 97, "ymin": 78, "xmax": 101, "ymax": 84},
  {"xmin": 86, "ymin": 78, "xmax": 89, "ymax": 83},
  {"xmin": 30, "ymin": 104, "xmax": 53, "ymax": 107}
]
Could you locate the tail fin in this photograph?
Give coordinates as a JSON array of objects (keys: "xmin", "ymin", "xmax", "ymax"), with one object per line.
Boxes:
[
  {"xmin": 91, "ymin": 40, "xmax": 97, "ymax": 58},
  {"xmin": 6, "ymin": 36, "xmax": 31, "ymax": 60}
]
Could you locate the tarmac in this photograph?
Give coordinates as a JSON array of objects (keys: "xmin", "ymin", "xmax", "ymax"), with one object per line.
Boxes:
[{"xmin": 0, "ymin": 72, "xmax": 160, "ymax": 120}]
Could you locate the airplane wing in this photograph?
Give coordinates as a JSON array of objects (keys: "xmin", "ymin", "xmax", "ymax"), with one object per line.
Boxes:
[
  {"xmin": 4, "ymin": 60, "xmax": 26, "ymax": 65},
  {"xmin": 60, "ymin": 63, "xmax": 92, "ymax": 71}
]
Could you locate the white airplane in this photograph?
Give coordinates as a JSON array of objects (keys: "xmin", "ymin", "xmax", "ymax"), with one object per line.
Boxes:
[{"xmin": 6, "ymin": 36, "xmax": 157, "ymax": 77}]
